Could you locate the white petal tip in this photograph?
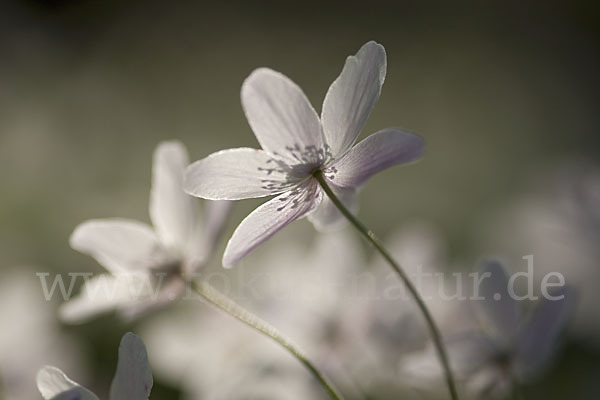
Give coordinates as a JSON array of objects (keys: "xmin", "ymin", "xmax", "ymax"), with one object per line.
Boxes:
[
  {"xmin": 362, "ymin": 40, "xmax": 385, "ymax": 51},
  {"xmin": 244, "ymin": 67, "xmax": 280, "ymax": 82},
  {"xmin": 221, "ymin": 254, "xmax": 236, "ymax": 269},
  {"xmin": 155, "ymin": 140, "xmax": 186, "ymax": 154}
]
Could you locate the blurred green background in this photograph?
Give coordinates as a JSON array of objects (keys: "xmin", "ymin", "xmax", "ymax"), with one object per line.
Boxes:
[{"xmin": 1, "ymin": 0, "xmax": 599, "ymax": 399}]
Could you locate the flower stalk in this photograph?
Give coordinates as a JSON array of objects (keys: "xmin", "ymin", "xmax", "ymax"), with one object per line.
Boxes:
[
  {"xmin": 191, "ymin": 280, "xmax": 344, "ymax": 400},
  {"xmin": 312, "ymin": 169, "xmax": 460, "ymax": 400}
]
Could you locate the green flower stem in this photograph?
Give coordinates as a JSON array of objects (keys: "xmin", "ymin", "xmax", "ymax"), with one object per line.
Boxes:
[
  {"xmin": 191, "ymin": 280, "xmax": 344, "ymax": 400},
  {"xmin": 313, "ymin": 170, "xmax": 460, "ymax": 400}
]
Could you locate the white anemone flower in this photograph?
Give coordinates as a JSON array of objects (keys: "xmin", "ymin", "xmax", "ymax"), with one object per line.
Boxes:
[
  {"xmin": 140, "ymin": 231, "xmax": 364, "ymax": 400},
  {"xmin": 348, "ymin": 224, "xmax": 470, "ymax": 383},
  {"xmin": 402, "ymin": 261, "xmax": 574, "ymax": 398},
  {"xmin": 142, "ymin": 306, "xmax": 321, "ymax": 400},
  {"xmin": 481, "ymin": 161, "xmax": 600, "ymax": 347},
  {"xmin": 37, "ymin": 333, "xmax": 152, "ymax": 400},
  {"xmin": 184, "ymin": 41, "xmax": 425, "ymax": 267},
  {"xmin": 61, "ymin": 141, "xmax": 230, "ymax": 322}
]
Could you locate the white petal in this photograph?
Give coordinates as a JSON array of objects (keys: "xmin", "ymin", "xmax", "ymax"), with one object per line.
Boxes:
[
  {"xmin": 150, "ymin": 140, "xmax": 197, "ymax": 253},
  {"xmin": 110, "ymin": 333, "xmax": 153, "ymax": 400},
  {"xmin": 70, "ymin": 219, "xmax": 172, "ymax": 273},
  {"xmin": 184, "ymin": 200, "xmax": 232, "ymax": 272},
  {"xmin": 472, "ymin": 260, "xmax": 520, "ymax": 341},
  {"xmin": 222, "ymin": 181, "xmax": 321, "ymax": 268},
  {"xmin": 399, "ymin": 346, "xmax": 443, "ymax": 382},
  {"xmin": 307, "ymin": 184, "xmax": 357, "ymax": 231},
  {"xmin": 399, "ymin": 333, "xmax": 496, "ymax": 382},
  {"xmin": 241, "ymin": 68, "xmax": 326, "ymax": 166},
  {"xmin": 197, "ymin": 200, "xmax": 232, "ymax": 252},
  {"xmin": 327, "ymin": 129, "xmax": 424, "ymax": 188},
  {"xmin": 37, "ymin": 366, "xmax": 98, "ymax": 400},
  {"xmin": 515, "ymin": 286, "xmax": 574, "ymax": 378},
  {"xmin": 118, "ymin": 276, "xmax": 187, "ymax": 321},
  {"xmin": 444, "ymin": 333, "xmax": 498, "ymax": 377},
  {"xmin": 49, "ymin": 388, "xmax": 92, "ymax": 400},
  {"xmin": 466, "ymin": 368, "xmax": 511, "ymax": 398},
  {"xmin": 185, "ymin": 148, "xmax": 294, "ymax": 200},
  {"xmin": 59, "ymin": 274, "xmax": 135, "ymax": 324},
  {"xmin": 321, "ymin": 41, "xmax": 387, "ymax": 158}
]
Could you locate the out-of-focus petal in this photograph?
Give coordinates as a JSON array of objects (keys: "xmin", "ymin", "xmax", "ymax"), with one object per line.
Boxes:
[
  {"xmin": 241, "ymin": 68, "xmax": 326, "ymax": 165},
  {"xmin": 109, "ymin": 333, "xmax": 153, "ymax": 400},
  {"xmin": 184, "ymin": 200, "xmax": 232, "ymax": 273},
  {"xmin": 37, "ymin": 366, "xmax": 98, "ymax": 400},
  {"xmin": 222, "ymin": 181, "xmax": 321, "ymax": 268},
  {"xmin": 59, "ymin": 274, "xmax": 135, "ymax": 324},
  {"xmin": 307, "ymin": 184, "xmax": 357, "ymax": 231},
  {"xmin": 472, "ymin": 261, "xmax": 520, "ymax": 341},
  {"xmin": 49, "ymin": 388, "xmax": 89, "ymax": 400},
  {"xmin": 444, "ymin": 333, "xmax": 498, "ymax": 377},
  {"xmin": 326, "ymin": 128, "xmax": 424, "ymax": 188},
  {"xmin": 321, "ymin": 41, "xmax": 387, "ymax": 158},
  {"xmin": 185, "ymin": 148, "xmax": 294, "ymax": 200},
  {"xmin": 466, "ymin": 367, "xmax": 510, "ymax": 399},
  {"xmin": 69, "ymin": 219, "xmax": 171, "ymax": 273},
  {"xmin": 514, "ymin": 286, "xmax": 575, "ymax": 378},
  {"xmin": 197, "ymin": 200, "xmax": 232, "ymax": 251},
  {"xmin": 400, "ymin": 333, "xmax": 496, "ymax": 383},
  {"xmin": 118, "ymin": 276, "xmax": 187, "ymax": 321},
  {"xmin": 150, "ymin": 141, "xmax": 197, "ymax": 253}
]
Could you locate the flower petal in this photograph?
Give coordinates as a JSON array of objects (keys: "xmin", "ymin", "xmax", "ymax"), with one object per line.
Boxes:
[
  {"xmin": 321, "ymin": 41, "xmax": 387, "ymax": 158},
  {"xmin": 49, "ymin": 388, "xmax": 91, "ymax": 400},
  {"xmin": 241, "ymin": 68, "xmax": 326, "ymax": 165},
  {"xmin": 515, "ymin": 286, "xmax": 575, "ymax": 378},
  {"xmin": 37, "ymin": 366, "xmax": 99, "ymax": 400},
  {"xmin": 109, "ymin": 333, "xmax": 153, "ymax": 400},
  {"xmin": 184, "ymin": 200, "xmax": 232, "ymax": 273},
  {"xmin": 150, "ymin": 141, "xmax": 197, "ymax": 253},
  {"xmin": 472, "ymin": 260, "xmax": 520, "ymax": 341},
  {"xmin": 70, "ymin": 219, "xmax": 172, "ymax": 273},
  {"xmin": 326, "ymin": 128, "xmax": 424, "ymax": 188},
  {"xmin": 444, "ymin": 333, "xmax": 498, "ymax": 377},
  {"xmin": 59, "ymin": 274, "xmax": 135, "ymax": 324},
  {"xmin": 399, "ymin": 333, "xmax": 496, "ymax": 382},
  {"xmin": 185, "ymin": 148, "xmax": 294, "ymax": 200},
  {"xmin": 308, "ymin": 184, "xmax": 357, "ymax": 231},
  {"xmin": 222, "ymin": 181, "xmax": 321, "ymax": 268},
  {"xmin": 118, "ymin": 275, "xmax": 187, "ymax": 321}
]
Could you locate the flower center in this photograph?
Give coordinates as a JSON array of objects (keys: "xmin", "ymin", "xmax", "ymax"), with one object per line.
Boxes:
[
  {"xmin": 259, "ymin": 144, "xmax": 332, "ymax": 191},
  {"xmin": 152, "ymin": 259, "xmax": 183, "ymax": 280}
]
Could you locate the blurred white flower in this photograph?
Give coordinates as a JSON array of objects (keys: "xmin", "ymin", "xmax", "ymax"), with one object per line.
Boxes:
[
  {"xmin": 325, "ymin": 222, "xmax": 472, "ymax": 394},
  {"xmin": 0, "ymin": 268, "xmax": 86, "ymax": 400},
  {"xmin": 61, "ymin": 141, "xmax": 230, "ymax": 322},
  {"xmin": 355, "ymin": 226, "xmax": 462, "ymax": 360},
  {"xmin": 402, "ymin": 261, "xmax": 574, "ymax": 398},
  {"xmin": 185, "ymin": 40, "xmax": 424, "ymax": 267},
  {"xmin": 37, "ymin": 332, "xmax": 152, "ymax": 400},
  {"xmin": 239, "ymin": 230, "xmax": 369, "ymax": 394},
  {"xmin": 480, "ymin": 161, "xmax": 600, "ymax": 347},
  {"xmin": 142, "ymin": 225, "xmax": 471, "ymax": 399},
  {"xmin": 141, "ymin": 230, "xmax": 365, "ymax": 400},
  {"xmin": 142, "ymin": 305, "xmax": 320, "ymax": 400}
]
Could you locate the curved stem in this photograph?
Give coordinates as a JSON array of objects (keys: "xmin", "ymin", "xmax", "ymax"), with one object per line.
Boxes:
[
  {"xmin": 313, "ymin": 170, "xmax": 460, "ymax": 400},
  {"xmin": 191, "ymin": 280, "xmax": 344, "ymax": 400}
]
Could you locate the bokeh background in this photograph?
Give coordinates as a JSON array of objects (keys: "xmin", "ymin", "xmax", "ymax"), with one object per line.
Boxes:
[{"xmin": 1, "ymin": 0, "xmax": 599, "ymax": 399}]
